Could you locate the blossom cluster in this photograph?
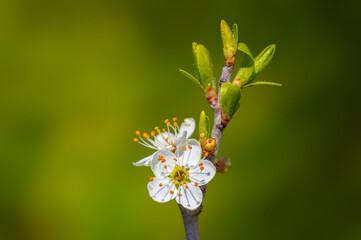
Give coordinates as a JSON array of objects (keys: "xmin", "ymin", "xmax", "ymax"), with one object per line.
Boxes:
[{"xmin": 133, "ymin": 118, "xmax": 216, "ymax": 210}]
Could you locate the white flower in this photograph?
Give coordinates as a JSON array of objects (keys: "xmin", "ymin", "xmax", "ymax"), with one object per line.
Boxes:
[
  {"xmin": 133, "ymin": 118, "xmax": 196, "ymax": 166},
  {"xmin": 147, "ymin": 139, "xmax": 216, "ymax": 210}
]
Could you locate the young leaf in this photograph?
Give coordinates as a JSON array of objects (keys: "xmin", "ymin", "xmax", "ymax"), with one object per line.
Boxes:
[
  {"xmin": 199, "ymin": 110, "xmax": 210, "ymax": 139},
  {"xmin": 179, "ymin": 69, "xmax": 204, "ymax": 90},
  {"xmin": 195, "ymin": 44, "xmax": 216, "ymax": 90},
  {"xmin": 234, "ymin": 43, "xmax": 255, "ymax": 88},
  {"xmin": 254, "ymin": 44, "xmax": 276, "ymax": 75},
  {"xmin": 221, "ymin": 20, "xmax": 238, "ymax": 65},
  {"xmin": 243, "ymin": 81, "xmax": 282, "ymax": 88},
  {"xmin": 220, "ymin": 83, "xmax": 241, "ymax": 120}
]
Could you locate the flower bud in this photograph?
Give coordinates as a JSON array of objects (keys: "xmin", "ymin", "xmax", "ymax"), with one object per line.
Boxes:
[
  {"xmin": 220, "ymin": 83, "xmax": 241, "ymax": 121},
  {"xmin": 204, "ymin": 138, "xmax": 216, "ymax": 152},
  {"xmin": 199, "ymin": 111, "xmax": 210, "ymax": 139},
  {"xmin": 215, "ymin": 157, "xmax": 231, "ymax": 173}
]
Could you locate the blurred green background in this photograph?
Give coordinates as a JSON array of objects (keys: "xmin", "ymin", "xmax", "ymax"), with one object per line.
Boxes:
[{"xmin": 1, "ymin": 0, "xmax": 360, "ymax": 239}]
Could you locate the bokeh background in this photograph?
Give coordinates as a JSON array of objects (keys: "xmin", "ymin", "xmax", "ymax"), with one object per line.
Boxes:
[{"xmin": 1, "ymin": 0, "xmax": 360, "ymax": 239}]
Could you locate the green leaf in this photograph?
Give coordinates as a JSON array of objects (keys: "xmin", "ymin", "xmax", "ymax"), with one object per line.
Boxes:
[
  {"xmin": 234, "ymin": 43, "xmax": 255, "ymax": 87},
  {"xmin": 220, "ymin": 83, "xmax": 241, "ymax": 120},
  {"xmin": 179, "ymin": 69, "xmax": 204, "ymax": 90},
  {"xmin": 243, "ymin": 81, "xmax": 282, "ymax": 88},
  {"xmin": 233, "ymin": 24, "xmax": 238, "ymax": 47},
  {"xmin": 199, "ymin": 110, "xmax": 210, "ymax": 139},
  {"xmin": 192, "ymin": 42, "xmax": 200, "ymax": 79},
  {"xmin": 221, "ymin": 20, "xmax": 238, "ymax": 62},
  {"xmin": 254, "ymin": 44, "xmax": 276, "ymax": 75},
  {"xmin": 195, "ymin": 44, "xmax": 215, "ymax": 90}
]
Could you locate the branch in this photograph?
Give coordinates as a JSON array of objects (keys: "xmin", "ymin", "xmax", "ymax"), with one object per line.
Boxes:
[{"xmin": 178, "ymin": 62, "xmax": 234, "ymax": 240}]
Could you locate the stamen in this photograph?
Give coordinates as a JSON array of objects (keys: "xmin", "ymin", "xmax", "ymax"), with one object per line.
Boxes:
[
  {"xmin": 172, "ymin": 144, "xmax": 177, "ymax": 148},
  {"xmin": 133, "ymin": 138, "xmax": 139, "ymax": 142},
  {"xmin": 151, "ymin": 131, "xmax": 155, "ymax": 137},
  {"xmin": 173, "ymin": 117, "xmax": 177, "ymax": 122},
  {"xmin": 175, "ymin": 177, "xmax": 179, "ymax": 181},
  {"xmin": 204, "ymin": 152, "xmax": 209, "ymax": 157},
  {"xmin": 188, "ymin": 145, "xmax": 192, "ymax": 149},
  {"xmin": 182, "ymin": 173, "xmax": 185, "ymax": 177},
  {"xmin": 165, "ymin": 137, "xmax": 168, "ymax": 141},
  {"xmin": 143, "ymin": 132, "xmax": 149, "ymax": 138},
  {"xmin": 162, "ymin": 128, "xmax": 166, "ymax": 132},
  {"xmin": 164, "ymin": 165, "xmax": 167, "ymax": 169},
  {"xmin": 200, "ymin": 166, "xmax": 204, "ymax": 171},
  {"xmin": 178, "ymin": 193, "xmax": 182, "ymax": 196},
  {"xmin": 174, "ymin": 158, "xmax": 177, "ymax": 161},
  {"xmin": 173, "ymin": 122, "xmax": 178, "ymax": 127},
  {"xmin": 158, "ymin": 155, "xmax": 163, "ymax": 160},
  {"xmin": 166, "ymin": 122, "xmax": 171, "ymax": 126},
  {"xmin": 194, "ymin": 182, "xmax": 198, "ymax": 186},
  {"xmin": 164, "ymin": 119, "xmax": 169, "ymax": 124},
  {"xmin": 182, "ymin": 147, "xmax": 187, "ymax": 151},
  {"xmin": 155, "ymin": 127, "xmax": 161, "ymax": 133},
  {"xmin": 159, "ymin": 183, "xmax": 163, "ymax": 187},
  {"xmin": 149, "ymin": 177, "xmax": 154, "ymax": 182},
  {"xmin": 161, "ymin": 159, "xmax": 166, "ymax": 163},
  {"xmin": 135, "ymin": 131, "xmax": 140, "ymax": 135},
  {"xmin": 170, "ymin": 190, "xmax": 174, "ymax": 194},
  {"xmin": 185, "ymin": 185, "xmax": 188, "ymax": 189},
  {"xmin": 199, "ymin": 163, "xmax": 203, "ymax": 166}
]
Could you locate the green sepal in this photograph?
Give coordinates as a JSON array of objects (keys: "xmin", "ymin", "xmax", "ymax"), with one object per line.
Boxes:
[
  {"xmin": 234, "ymin": 43, "xmax": 255, "ymax": 87},
  {"xmin": 243, "ymin": 81, "xmax": 282, "ymax": 88},
  {"xmin": 220, "ymin": 83, "xmax": 241, "ymax": 120},
  {"xmin": 199, "ymin": 110, "xmax": 210, "ymax": 139},
  {"xmin": 179, "ymin": 69, "xmax": 204, "ymax": 90},
  {"xmin": 221, "ymin": 20, "xmax": 238, "ymax": 62},
  {"xmin": 254, "ymin": 44, "xmax": 276, "ymax": 75}
]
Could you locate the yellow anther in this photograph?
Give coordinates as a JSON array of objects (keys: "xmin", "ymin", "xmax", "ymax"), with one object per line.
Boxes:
[
  {"xmin": 175, "ymin": 177, "xmax": 179, "ymax": 180},
  {"xmin": 204, "ymin": 152, "xmax": 209, "ymax": 157},
  {"xmin": 162, "ymin": 128, "xmax": 166, "ymax": 132},
  {"xmin": 173, "ymin": 122, "xmax": 178, "ymax": 127},
  {"xmin": 164, "ymin": 119, "xmax": 169, "ymax": 124},
  {"xmin": 151, "ymin": 131, "xmax": 155, "ymax": 137},
  {"xmin": 135, "ymin": 131, "xmax": 140, "ymax": 135},
  {"xmin": 182, "ymin": 147, "xmax": 187, "ymax": 151},
  {"xmin": 133, "ymin": 138, "xmax": 139, "ymax": 142},
  {"xmin": 173, "ymin": 117, "xmax": 177, "ymax": 121},
  {"xmin": 143, "ymin": 132, "xmax": 149, "ymax": 138},
  {"xmin": 166, "ymin": 122, "xmax": 171, "ymax": 126}
]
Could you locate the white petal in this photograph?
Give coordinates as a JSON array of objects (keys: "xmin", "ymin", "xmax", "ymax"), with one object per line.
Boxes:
[
  {"xmin": 176, "ymin": 185, "xmax": 203, "ymax": 210},
  {"xmin": 175, "ymin": 139, "xmax": 202, "ymax": 168},
  {"xmin": 173, "ymin": 131, "xmax": 187, "ymax": 147},
  {"xmin": 148, "ymin": 178, "xmax": 178, "ymax": 203},
  {"xmin": 189, "ymin": 160, "xmax": 216, "ymax": 186},
  {"xmin": 150, "ymin": 150, "xmax": 177, "ymax": 178},
  {"xmin": 179, "ymin": 118, "xmax": 196, "ymax": 139},
  {"xmin": 132, "ymin": 155, "xmax": 153, "ymax": 166},
  {"xmin": 153, "ymin": 132, "xmax": 175, "ymax": 149}
]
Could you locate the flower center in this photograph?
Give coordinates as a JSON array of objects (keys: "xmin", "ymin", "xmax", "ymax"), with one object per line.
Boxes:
[{"xmin": 169, "ymin": 165, "xmax": 190, "ymax": 188}]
